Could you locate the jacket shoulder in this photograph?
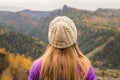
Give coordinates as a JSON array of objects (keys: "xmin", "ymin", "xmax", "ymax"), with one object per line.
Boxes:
[{"xmin": 28, "ymin": 58, "xmax": 42, "ymax": 80}]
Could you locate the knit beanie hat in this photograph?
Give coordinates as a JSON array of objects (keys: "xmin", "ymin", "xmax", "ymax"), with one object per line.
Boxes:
[{"xmin": 48, "ymin": 16, "xmax": 77, "ymax": 48}]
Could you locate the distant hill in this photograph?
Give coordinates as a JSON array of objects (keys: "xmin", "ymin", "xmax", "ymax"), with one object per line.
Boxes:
[
  {"xmin": 0, "ymin": 5, "xmax": 120, "ymax": 42},
  {"xmin": 0, "ymin": 5, "xmax": 120, "ymax": 69},
  {"xmin": 18, "ymin": 9, "xmax": 50, "ymax": 19},
  {"xmin": 0, "ymin": 27, "xmax": 46, "ymax": 59}
]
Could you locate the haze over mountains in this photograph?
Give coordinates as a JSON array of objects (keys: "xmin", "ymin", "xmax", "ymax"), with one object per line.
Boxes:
[
  {"xmin": 0, "ymin": 5, "xmax": 120, "ymax": 69},
  {"xmin": 0, "ymin": 5, "xmax": 120, "ymax": 42}
]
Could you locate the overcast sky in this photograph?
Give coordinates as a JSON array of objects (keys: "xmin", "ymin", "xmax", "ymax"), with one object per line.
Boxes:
[{"xmin": 0, "ymin": 0, "xmax": 120, "ymax": 11}]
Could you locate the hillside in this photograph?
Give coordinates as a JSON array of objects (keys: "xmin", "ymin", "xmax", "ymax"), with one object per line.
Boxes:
[
  {"xmin": 79, "ymin": 27, "xmax": 120, "ymax": 69},
  {"xmin": 0, "ymin": 27, "xmax": 46, "ymax": 59},
  {"xmin": 0, "ymin": 5, "xmax": 120, "ymax": 69},
  {"xmin": 92, "ymin": 33, "xmax": 120, "ymax": 69}
]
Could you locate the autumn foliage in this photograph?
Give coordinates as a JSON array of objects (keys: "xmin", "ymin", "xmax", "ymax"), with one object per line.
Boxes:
[{"xmin": 0, "ymin": 48, "xmax": 32, "ymax": 80}]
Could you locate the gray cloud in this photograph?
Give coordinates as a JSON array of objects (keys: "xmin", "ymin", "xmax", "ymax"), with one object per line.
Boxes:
[{"xmin": 0, "ymin": 0, "xmax": 120, "ymax": 11}]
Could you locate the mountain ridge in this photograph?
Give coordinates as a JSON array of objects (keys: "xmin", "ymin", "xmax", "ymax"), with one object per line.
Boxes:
[{"xmin": 0, "ymin": 5, "xmax": 120, "ymax": 69}]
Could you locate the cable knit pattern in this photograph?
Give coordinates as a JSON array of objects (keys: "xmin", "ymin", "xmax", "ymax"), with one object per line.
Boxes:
[{"xmin": 48, "ymin": 16, "xmax": 77, "ymax": 48}]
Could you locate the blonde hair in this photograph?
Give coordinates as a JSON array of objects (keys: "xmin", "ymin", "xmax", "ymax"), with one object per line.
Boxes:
[{"xmin": 39, "ymin": 43, "xmax": 90, "ymax": 80}]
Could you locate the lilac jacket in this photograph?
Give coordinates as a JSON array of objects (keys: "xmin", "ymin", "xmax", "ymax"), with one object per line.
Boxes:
[{"xmin": 28, "ymin": 59, "xmax": 97, "ymax": 80}]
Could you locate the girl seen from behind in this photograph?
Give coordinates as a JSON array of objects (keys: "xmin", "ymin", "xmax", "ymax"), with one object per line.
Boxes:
[{"xmin": 28, "ymin": 16, "xmax": 97, "ymax": 80}]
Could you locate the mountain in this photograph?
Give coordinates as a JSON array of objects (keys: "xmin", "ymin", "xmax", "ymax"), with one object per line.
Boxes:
[
  {"xmin": 0, "ymin": 10, "xmax": 51, "ymax": 42},
  {"xmin": 0, "ymin": 27, "xmax": 46, "ymax": 59},
  {"xmin": 0, "ymin": 5, "xmax": 120, "ymax": 69},
  {"xmin": 18, "ymin": 9, "xmax": 50, "ymax": 19},
  {"xmin": 0, "ymin": 5, "xmax": 120, "ymax": 42}
]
